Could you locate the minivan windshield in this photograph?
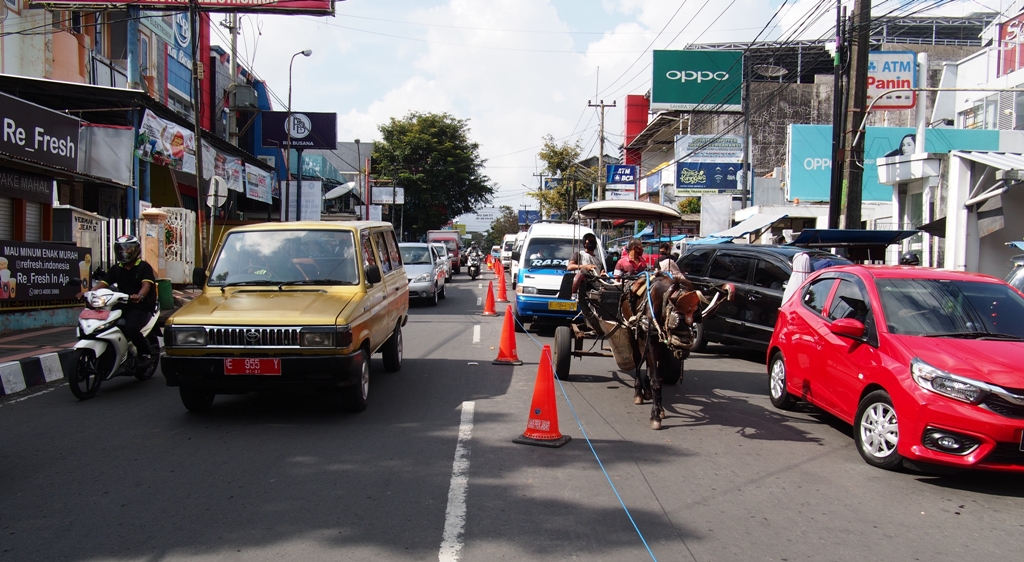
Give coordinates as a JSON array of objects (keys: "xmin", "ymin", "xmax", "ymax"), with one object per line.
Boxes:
[
  {"xmin": 522, "ymin": 237, "xmax": 579, "ymax": 269},
  {"xmin": 208, "ymin": 230, "xmax": 359, "ymax": 286}
]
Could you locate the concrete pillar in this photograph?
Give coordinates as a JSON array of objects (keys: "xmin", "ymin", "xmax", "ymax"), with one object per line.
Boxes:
[
  {"xmin": 141, "ymin": 208, "xmax": 168, "ymax": 278},
  {"xmin": 944, "ymin": 155, "xmax": 971, "ymax": 270}
]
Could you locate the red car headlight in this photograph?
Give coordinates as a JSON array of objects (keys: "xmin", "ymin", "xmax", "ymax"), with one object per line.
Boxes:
[{"xmin": 911, "ymin": 358, "xmax": 990, "ymax": 404}]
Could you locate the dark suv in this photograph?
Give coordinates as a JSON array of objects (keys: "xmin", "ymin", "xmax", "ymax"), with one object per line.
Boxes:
[{"xmin": 678, "ymin": 244, "xmax": 850, "ymax": 352}]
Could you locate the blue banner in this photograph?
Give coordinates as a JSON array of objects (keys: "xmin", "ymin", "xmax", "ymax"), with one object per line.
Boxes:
[
  {"xmin": 518, "ymin": 210, "xmax": 540, "ymax": 225},
  {"xmin": 606, "ymin": 164, "xmax": 637, "ymax": 185},
  {"xmin": 787, "ymin": 125, "xmax": 1000, "ymax": 201}
]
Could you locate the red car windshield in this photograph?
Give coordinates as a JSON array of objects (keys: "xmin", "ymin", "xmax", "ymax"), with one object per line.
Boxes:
[{"xmin": 877, "ymin": 278, "xmax": 1024, "ymax": 338}]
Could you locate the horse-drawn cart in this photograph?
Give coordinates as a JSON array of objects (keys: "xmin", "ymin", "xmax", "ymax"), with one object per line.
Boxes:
[{"xmin": 551, "ymin": 201, "xmax": 731, "ymax": 391}]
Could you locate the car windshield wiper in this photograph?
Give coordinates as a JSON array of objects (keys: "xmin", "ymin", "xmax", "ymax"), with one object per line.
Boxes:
[
  {"xmin": 924, "ymin": 331, "xmax": 1024, "ymax": 341},
  {"xmin": 218, "ymin": 280, "xmax": 283, "ymax": 292},
  {"xmin": 286, "ymin": 279, "xmax": 358, "ymax": 286}
]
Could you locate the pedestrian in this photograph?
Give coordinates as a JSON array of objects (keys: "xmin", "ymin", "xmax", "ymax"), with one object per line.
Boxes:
[{"xmin": 615, "ymin": 239, "xmax": 648, "ymax": 278}]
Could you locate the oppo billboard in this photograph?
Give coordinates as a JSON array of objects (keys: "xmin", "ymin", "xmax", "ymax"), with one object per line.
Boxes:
[{"xmin": 651, "ymin": 50, "xmax": 743, "ymax": 112}]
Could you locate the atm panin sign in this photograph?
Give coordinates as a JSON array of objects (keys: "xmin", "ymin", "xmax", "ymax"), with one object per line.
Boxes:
[{"xmin": 867, "ymin": 51, "xmax": 917, "ymax": 110}]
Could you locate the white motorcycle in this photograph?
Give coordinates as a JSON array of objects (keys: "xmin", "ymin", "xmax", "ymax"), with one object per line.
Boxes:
[{"xmin": 69, "ymin": 288, "xmax": 161, "ymax": 400}]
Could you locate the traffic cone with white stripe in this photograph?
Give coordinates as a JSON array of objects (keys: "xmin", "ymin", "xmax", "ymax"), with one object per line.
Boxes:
[
  {"xmin": 513, "ymin": 344, "xmax": 570, "ymax": 448},
  {"xmin": 495, "ymin": 261, "xmax": 509, "ymax": 303},
  {"xmin": 492, "ymin": 305, "xmax": 522, "ymax": 365}
]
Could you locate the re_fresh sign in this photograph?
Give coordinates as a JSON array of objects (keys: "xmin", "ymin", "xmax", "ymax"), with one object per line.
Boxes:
[{"xmin": 651, "ymin": 50, "xmax": 743, "ymax": 112}]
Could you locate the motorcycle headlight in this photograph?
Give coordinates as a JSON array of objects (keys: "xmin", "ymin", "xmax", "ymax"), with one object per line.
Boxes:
[
  {"xmin": 413, "ymin": 273, "xmax": 430, "ymax": 283},
  {"xmin": 89, "ymin": 293, "xmax": 114, "ymax": 308},
  {"xmin": 911, "ymin": 358, "xmax": 990, "ymax": 404},
  {"xmin": 168, "ymin": 327, "xmax": 208, "ymax": 347},
  {"xmin": 521, "ymin": 286, "xmax": 537, "ymax": 295}
]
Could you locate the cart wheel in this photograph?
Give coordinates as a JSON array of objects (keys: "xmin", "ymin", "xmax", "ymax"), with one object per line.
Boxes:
[
  {"xmin": 662, "ymin": 353, "xmax": 683, "ymax": 386},
  {"xmin": 553, "ymin": 326, "xmax": 572, "ymax": 380}
]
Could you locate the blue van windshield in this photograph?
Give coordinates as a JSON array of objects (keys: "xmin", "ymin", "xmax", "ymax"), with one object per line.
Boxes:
[{"xmin": 523, "ymin": 237, "xmax": 577, "ymax": 269}]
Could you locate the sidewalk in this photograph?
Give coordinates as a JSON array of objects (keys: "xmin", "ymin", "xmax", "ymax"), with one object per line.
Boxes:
[{"xmin": 0, "ymin": 288, "xmax": 200, "ymax": 398}]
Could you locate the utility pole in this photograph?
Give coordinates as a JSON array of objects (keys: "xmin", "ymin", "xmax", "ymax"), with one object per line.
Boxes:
[
  {"xmin": 588, "ymin": 99, "xmax": 616, "ymax": 201},
  {"xmin": 840, "ymin": 0, "xmax": 871, "ymax": 230},
  {"xmin": 220, "ymin": 13, "xmax": 239, "ymax": 146},
  {"xmin": 189, "ymin": 0, "xmax": 209, "ymax": 264},
  {"xmin": 828, "ymin": 0, "xmax": 847, "ymax": 229}
]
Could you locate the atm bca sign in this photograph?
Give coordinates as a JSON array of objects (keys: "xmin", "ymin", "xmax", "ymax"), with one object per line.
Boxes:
[{"xmin": 867, "ymin": 51, "xmax": 917, "ymax": 111}]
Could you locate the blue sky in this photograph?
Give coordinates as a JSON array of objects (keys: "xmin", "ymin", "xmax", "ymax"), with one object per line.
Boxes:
[{"xmin": 219, "ymin": 0, "xmax": 1000, "ymax": 209}]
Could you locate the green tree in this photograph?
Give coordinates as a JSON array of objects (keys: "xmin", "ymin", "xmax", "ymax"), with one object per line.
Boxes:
[
  {"xmin": 483, "ymin": 206, "xmax": 519, "ymax": 247},
  {"xmin": 531, "ymin": 135, "xmax": 596, "ymax": 218},
  {"xmin": 373, "ymin": 112, "xmax": 494, "ymax": 239},
  {"xmin": 678, "ymin": 197, "xmax": 701, "ymax": 214}
]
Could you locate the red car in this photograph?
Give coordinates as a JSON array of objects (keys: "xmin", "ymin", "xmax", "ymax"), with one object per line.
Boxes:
[{"xmin": 767, "ymin": 265, "xmax": 1024, "ymax": 472}]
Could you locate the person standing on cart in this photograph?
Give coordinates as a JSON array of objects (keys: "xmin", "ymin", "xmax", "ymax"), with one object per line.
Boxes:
[
  {"xmin": 614, "ymin": 238, "xmax": 648, "ymax": 278},
  {"xmin": 567, "ymin": 233, "xmax": 606, "ymax": 293}
]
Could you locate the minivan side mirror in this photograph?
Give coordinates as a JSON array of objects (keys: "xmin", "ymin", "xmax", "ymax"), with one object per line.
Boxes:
[
  {"xmin": 511, "ymin": 251, "xmax": 520, "ymax": 261},
  {"xmin": 192, "ymin": 267, "xmax": 207, "ymax": 287},
  {"xmin": 365, "ymin": 264, "xmax": 382, "ymax": 284},
  {"xmin": 830, "ymin": 318, "xmax": 865, "ymax": 340}
]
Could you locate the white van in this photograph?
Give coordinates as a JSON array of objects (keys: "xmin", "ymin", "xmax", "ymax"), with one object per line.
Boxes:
[
  {"xmin": 511, "ymin": 222, "xmax": 603, "ymax": 332},
  {"xmin": 500, "ymin": 233, "xmax": 518, "ymax": 269},
  {"xmin": 509, "ymin": 231, "xmax": 528, "ymax": 285}
]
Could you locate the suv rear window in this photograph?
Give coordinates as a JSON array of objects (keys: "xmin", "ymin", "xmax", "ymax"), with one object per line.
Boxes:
[{"xmin": 708, "ymin": 254, "xmax": 753, "ymax": 283}]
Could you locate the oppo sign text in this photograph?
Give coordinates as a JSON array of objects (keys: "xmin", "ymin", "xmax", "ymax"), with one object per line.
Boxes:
[
  {"xmin": 804, "ymin": 157, "xmax": 831, "ymax": 171},
  {"xmin": 665, "ymin": 70, "xmax": 729, "ymax": 83}
]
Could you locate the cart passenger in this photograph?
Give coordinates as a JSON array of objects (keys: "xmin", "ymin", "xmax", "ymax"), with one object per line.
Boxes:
[
  {"xmin": 614, "ymin": 238, "xmax": 648, "ymax": 278},
  {"xmin": 568, "ymin": 233, "xmax": 606, "ymax": 293}
]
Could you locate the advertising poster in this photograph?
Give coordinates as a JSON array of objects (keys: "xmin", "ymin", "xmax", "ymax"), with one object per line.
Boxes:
[
  {"xmin": 674, "ymin": 134, "xmax": 744, "ymax": 163},
  {"xmin": 651, "ymin": 50, "xmax": 743, "ymax": 112},
  {"xmin": 285, "ymin": 180, "xmax": 323, "ymax": 221},
  {"xmin": 135, "ymin": 110, "xmax": 196, "ymax": 173},
  {"xmin": 245, "ymin": 164, "xmax": 273, "ymax": 204},
  {"xmin": 676, "ymin": 162, "xmax": 741, "ymax": 194},
  {"xmin": 518, "ymin": 210, "xmax": 540, "ymax": 225},
  {"xmin": 217, "ymin": 156, "xmax": 245, "ymax": 193},
  {"xmin": 0, "ymin": 240, "xmax": 91, "ymax": 302},
  {"xmin": 786, "ymin": 125, "xmax": 1000, "ymax": 202}
]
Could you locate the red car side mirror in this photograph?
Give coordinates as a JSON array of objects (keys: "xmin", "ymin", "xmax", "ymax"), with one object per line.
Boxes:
[{"xmin": 830, "ymin": 318, "xmax": 866, "ymax": 339}]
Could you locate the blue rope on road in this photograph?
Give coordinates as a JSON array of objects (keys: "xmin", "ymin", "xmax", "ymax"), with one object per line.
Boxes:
[{"xmin": 511, "ymin": 311, "xmax": 659, "ymax": 562}]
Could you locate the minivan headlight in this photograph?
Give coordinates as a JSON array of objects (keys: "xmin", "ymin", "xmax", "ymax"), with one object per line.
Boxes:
[
  {"xmin": 300, "ymin": 327, "xmax": 337, "ymax": 347},
  {"xmin": 911, "ymin": 358, "xmax": 990, "ymax": 404},
  {"xmin": 521, "ymin": 286, "xmax": 537, "ymax": 295},
  {"xmin": 413, "ymin": 273, "xmax": 430, "ymax": 283}
]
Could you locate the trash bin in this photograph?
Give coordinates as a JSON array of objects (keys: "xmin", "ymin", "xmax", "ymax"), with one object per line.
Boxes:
[{"xmin": 157, "ymin": 278, "xmax": 174, "ymax": 310}]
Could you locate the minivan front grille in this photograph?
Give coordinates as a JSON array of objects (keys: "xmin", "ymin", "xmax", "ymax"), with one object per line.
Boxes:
[{"xmin": 207, "ymin": 327, "xmax": 301, "ymax": 347}]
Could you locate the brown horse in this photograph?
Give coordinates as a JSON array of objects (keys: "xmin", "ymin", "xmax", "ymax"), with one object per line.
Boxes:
[{"xmin": 621, "ymin": 271, "xmax": 725, "ymax": 429}]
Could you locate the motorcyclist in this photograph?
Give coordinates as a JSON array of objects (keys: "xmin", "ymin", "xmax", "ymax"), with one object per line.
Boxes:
[
  {"xmin": 899, "ymin": 252, "xmax": 921, "ymax": 266},
  {"xmin": 84, "ymin": 235, "xmax": 157, "ymax": 365},
  {"xmin": 466, "ymin": 243, "xmax": 484, "ymax": 260}
]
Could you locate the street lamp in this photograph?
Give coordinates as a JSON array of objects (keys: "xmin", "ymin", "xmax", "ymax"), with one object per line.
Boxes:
[{"xmin": 284, "ymin": 48, "xmax": 312, "ymax": 221}]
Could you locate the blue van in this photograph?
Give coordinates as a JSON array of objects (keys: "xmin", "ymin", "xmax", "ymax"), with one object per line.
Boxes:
[{"xmin": 512, "ymin": 222, "xmax": 603, "ymax": 332}]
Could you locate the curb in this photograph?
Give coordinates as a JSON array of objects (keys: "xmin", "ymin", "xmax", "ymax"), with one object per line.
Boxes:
[{"xmin": 0, "ymin": 349, "xmax": 78, "ymax": 397}]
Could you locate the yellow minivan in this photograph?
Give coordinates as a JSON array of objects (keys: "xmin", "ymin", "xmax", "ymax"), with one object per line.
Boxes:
[{"xmin": 162, "ymin": 221, "xmax": 409, "ymax": 413}]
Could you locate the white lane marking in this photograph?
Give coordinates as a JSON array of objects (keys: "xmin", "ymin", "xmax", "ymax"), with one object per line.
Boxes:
[
  {"xmin": 439, "ymin": 401, "xmax": 475, "ymax": 562},
  {"xmin": 472, "ymin": 325, "xmax": 481, "ymax": 344},
  {"xmin": 476, "ymin": 297, "xmax": 482, "ymax": 307},
  {"xmin": 477, "ymin": 283, "xmax": 482, "ymax": 289},
  {"xmin": 2, "ymin": 385, "xmax": 59, "ymax": 405}
]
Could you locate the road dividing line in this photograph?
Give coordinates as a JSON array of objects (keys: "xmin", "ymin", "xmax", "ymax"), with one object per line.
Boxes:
[
  {"xmin": 439, "ymin": 401, "xmax": 475, "ymax": 562},
  {"xmin": 476, "ymin": 297, "xmax": 482, "ymax": 307},
  {"xmin": 472, "ymin": 325, "xmax": 481, "ymax": 344}
]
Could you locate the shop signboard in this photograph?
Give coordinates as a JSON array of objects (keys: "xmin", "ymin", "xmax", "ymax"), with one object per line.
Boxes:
[
  {"xmin": 605, "ymin": 189, "xmax": 636, "ymax": 201},
  {"xmin": 518, "ymin": 210, "xmax": 540, "ymax": 225},
  {"xmin": 371, "ymin": 186, "xmax": 405, "ymax": 205},
  {"xmin": 0, "ymin": 91, "xmax": 81, "ymax": 171},
  {"xmin": 543, "ymin": 177, "xmax": 560, "ymax": 190},
  {"xmin": 867, "ymin": 51, "xmax": 917, "ymax": 110},
  {"xmin": 262, "ymin": 112, "xmax": 338, "ymax": 150},
  {"xmin": 285, "ymin": 180, "xmax": 322, "ymax": 221},
  {"xmin": 0, "ymin": 167, "xmax": 53, "ymax": 205},
  {"xmin": 606, "ymin": 164, "xmax": 637, "ymax": 185},
  {"xmin": 786, "ymin": 124, "xmax": 1000, "ymax": 201},
  {"xmin": 33, "ymin": 0, "xmax": 335, "ymax": 15},
  {"xmin": 674, "ymin": 134, "xmax": 744, "ymax": 163},
  {"xmin": 676, "ymin": 162, "xmax": 741, "ymax": 195},
  {"xmin": 0, "ymin": 240, "xmax": 91, "ymax": 302},
  {"xmin": 651, "ymin": 50, "xmax": 743, "ymax": 112},
  {"xmin": 999, "ymin": 11, "xmax": 1024, "ymax": 77}
]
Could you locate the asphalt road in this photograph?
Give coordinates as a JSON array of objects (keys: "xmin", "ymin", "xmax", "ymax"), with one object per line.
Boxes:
[{"xmin": 2, "ymin": 271, "xmax": 1023, "ymax": 562}]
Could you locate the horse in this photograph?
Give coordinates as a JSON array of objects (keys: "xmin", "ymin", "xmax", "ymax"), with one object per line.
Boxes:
[{"xmin": 620, "ymin": 271, "xmax": 730, "ymax": 430}]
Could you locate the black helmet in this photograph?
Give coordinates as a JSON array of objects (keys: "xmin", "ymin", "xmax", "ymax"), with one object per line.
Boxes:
[
  {"xmin": 899, "ymin": 252, "xmax": 920, "ymax": 266},
  {"xmin": 115, "ymin": 234, "xmax": 141, "ymax": 265}
]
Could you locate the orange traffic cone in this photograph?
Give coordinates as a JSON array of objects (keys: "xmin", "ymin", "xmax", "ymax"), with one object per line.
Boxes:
[
  {"xmin": 495, "ymin": 261, "xmax": 509, "ymax": 303},
  {"xmin": 480, "ymin": 281, "xmax": 498, "ymax": 316},
  {"xmin": 493, "ymin": 305, "xmax": 523, "ymax": 365},
  {"xmin": 513, "ymin": 345, "xmax": 571, "ymax": 448}
]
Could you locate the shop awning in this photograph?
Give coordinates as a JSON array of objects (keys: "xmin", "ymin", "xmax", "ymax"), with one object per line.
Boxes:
[
  {"xmin": 786, "ymin": 229, "xmax": 919, "ymax": 247},
  {"xmin": 709, "ymin": 213, "xmax": 787, "ymax": 239},
  {"xmin": 952, "ymin": 150, "xmax": 1024, "ymax": 171},
  {"xmin": 918, "ymin": 216, "xmax": 946, "ymax": 238}
]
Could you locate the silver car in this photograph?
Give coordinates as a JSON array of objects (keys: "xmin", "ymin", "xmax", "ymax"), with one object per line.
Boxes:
[
  {"xmin": 400, "ymin": 243, "xmax": 446, "ymax": 306},
  {"xmin": 431, "ymin": 242, "xmax": 452, "ymax": 282}
]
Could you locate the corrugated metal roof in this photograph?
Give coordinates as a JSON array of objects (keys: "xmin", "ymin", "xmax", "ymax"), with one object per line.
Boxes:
[{"xmin": 952, "ymin": 151, "xmax": 1024, "ymax": 171}]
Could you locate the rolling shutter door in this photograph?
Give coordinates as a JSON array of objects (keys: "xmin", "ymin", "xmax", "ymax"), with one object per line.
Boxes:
[
  {"xmin": 25, "ymin": 201, "xmax": 42, "ymax": 242},
  {"xmin": 0, "ymin": 197, "xmax": 12, "ymax": 239}
]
